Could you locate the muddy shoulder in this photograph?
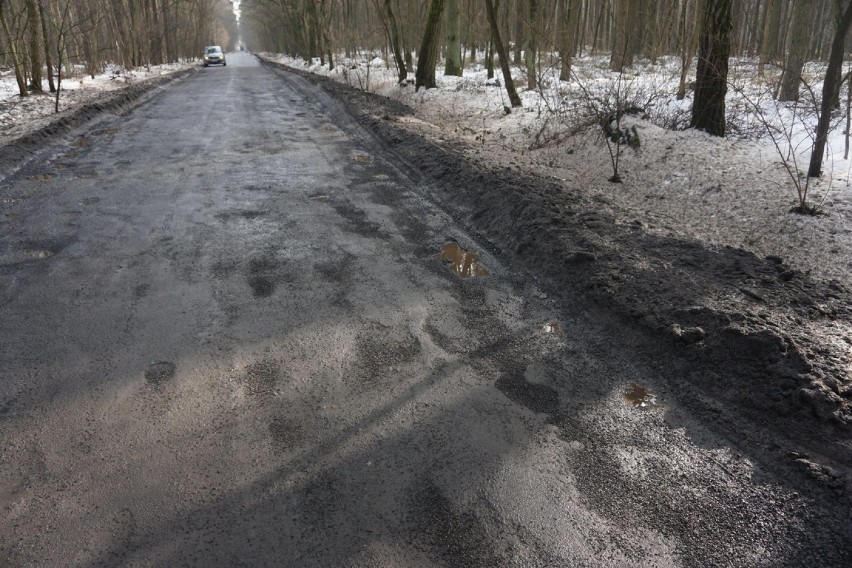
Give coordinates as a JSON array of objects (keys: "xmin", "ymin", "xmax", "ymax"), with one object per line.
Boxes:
[{"xmin": 272, "ymin": 62, "xmax": 852, "ymax": 503}]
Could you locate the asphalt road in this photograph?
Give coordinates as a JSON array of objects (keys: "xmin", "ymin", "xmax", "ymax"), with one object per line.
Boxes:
[{"xmin": 0, "ymin": 52, "xmax": 847, "ymax": 566}]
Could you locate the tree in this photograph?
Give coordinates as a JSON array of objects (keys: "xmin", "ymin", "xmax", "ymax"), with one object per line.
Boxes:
[
  {"xmin": 444, "ymin": 0, "xmax": 462, "ymax": 76},
  {"xmin": 808, "ymin": 0, "xmax": 852, "ymax": 177},
  {"xmin": 374, "ymin": 0, "xmax": 407, "ymax": 83},
  {"xmin": 414, "ymin": 0, "xmax": 445, "ymax": 89},
  {"xmin": 558, "ymin": 0, "xmax": 579, "ymax": 81},
  {"xmin": 757, "ymin": 0, "xmax": 782, "ymax": 75},
  {"xmin": 524, "ymin": 0, "xmax": 538, "ymax": 89},
  {"xmin": 610, "ymin": 0, "xmax": 638, "ymax": 71},
  {"xmin": 778, "ymin": 0, "xmax": 814, "ymax": 102},
  {"xmin": 485, "ymin": 0, "xmax": 522, "ymax": 108},
  {"xmin": 690, "ymin": 0, "xmax": 733, "ymax": 136},
  {"xmin": 26, "ymin": 0, "xmax": 44, "ymax": 92},
  {"xmin": 0, "ymin": 0, "xmax": 27, "ymax": 96}
]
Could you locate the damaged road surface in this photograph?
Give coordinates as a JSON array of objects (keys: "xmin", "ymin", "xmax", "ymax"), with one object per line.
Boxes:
[{"xmin": 1, "ymin": 52, "xmax": 850, "ymax": 566}]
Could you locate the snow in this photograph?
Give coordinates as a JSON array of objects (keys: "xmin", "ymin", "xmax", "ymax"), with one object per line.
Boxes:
[
  {"xmin": 0, "ymin": 61, "xmax": 191, "ymax": 146},
  {"xmin": 266, "ymin": 52, "xmax": 852, "ymax": 286},
  {"xmin": 2, "ymin": 53, "xmax": 850, "ymax": 285}
]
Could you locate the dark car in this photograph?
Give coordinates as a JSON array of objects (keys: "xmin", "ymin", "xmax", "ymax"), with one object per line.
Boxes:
[{"xmin": 203, "ymin": 46, "xmax": 226, "ymax": 67}]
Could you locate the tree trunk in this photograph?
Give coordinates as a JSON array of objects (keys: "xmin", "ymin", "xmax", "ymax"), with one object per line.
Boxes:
[
  {"xmin": 378, "ymin": 0, "xmax": 407, "ymax": 83},
  {"xmin": 36, "ymin": 0, "xmax": 54, "ymax": 92},
  {"xmin": 778, "ymin": 0, "xmax": 813, "ymax": 101},
  {"xmin": 414, "ymin": 0, "xmax": 446, "ymax": 89},
  {"xmin": 758, "ymin": 0, "xmax": 782, "ymax": 75},
  {"xmin": 444, "ymin": 0, "xmax": 462, "ymax": 75},
  {"xmin": 558, "ymin": 0, "xmax": 576, "ymax": 81},
  {"xmin": 808, "ymin": 0, "xmax": 852, "ymax": 177},
  {"xmin": 677, "ymin": 0, "xmax": 699, "ymax": 101},
  {"xmin": 524, "ymin": 0, "xmax": 538, "ymax": 89},
  {"xmin": 513, "ymin": 0, "xmax": 523, "ymax": 63},
  {"xmin": 26, "ymin": 0, "xmax": 43, "ymax": 92},
  {"xmin": 0, "ymin": 0, "xmax": 28, "ymax": 96},
  {"xmin": 690, "ymin": 0, "xmax": 733, "ymax": 136},
  {"xmin": 485, "ymin": 0, "xmax": 522, "ymax": 107},
  {"xmin": 611, "ymin": 0, "xmax": 638, "ymax": 71}
]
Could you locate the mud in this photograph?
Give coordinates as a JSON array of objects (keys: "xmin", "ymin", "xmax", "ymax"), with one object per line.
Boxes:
[{"xmin": 265, "ymin": 60, "xmax": 852, "ymax": 503}]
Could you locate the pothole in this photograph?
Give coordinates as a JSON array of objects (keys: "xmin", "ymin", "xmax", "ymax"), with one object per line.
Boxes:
[
  {"xmin": 354, "ymin": 154, "xmax": 372, "ymax": 163},
  {"xmin": 437, "ymin": 242, "xmax": 489, "ymax": 278},
  {"xmin": 145, "ymin": 361, "xmax": 176, "ymax": 387},
  {"xmin": 543, "ymin": 321, "xmax": 561, "ymax": 334},
  {"xmin": 310, "ymin": 194, "xmax": 330, "ymax": 202},
  {"xmin": 72, "ymin": 138, "xmax": 91, "ymax": 147},
  {"xmin": 623, "ymin": 383, "xmax": 657, "ymax": 408}
]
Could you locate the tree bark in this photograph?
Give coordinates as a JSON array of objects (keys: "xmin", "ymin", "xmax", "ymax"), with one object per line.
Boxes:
[
  {"xmin": 558, "ymin": 0, "xmax": 576, "ymax": 81},
  {"xmin": 758, "ymin": 0, "xmax": 782, "ymax": 75},
  {"xmin": 808, "ymin": 0, "xmax": 852, "ymax": 177},
  {"xmin": 690, "ymin": 0, "xmax": 733, "ymax": 136},
  {"xmin": 26, "ymin": 0, "xmax": 44, "ymax": 92},
  {"xmin": 610, "ymin": 0, "xmax": 638, "ymax": 71},
  {"xmin": 414, "ymin": 0, "xmax": 446, "ymax": 89},
  {"xmin": 778, "ymin": 0, "xmax": 813, "ymax": 101},
  {"xmin": 485, "ymin": 0, "xmax": 522, "ymax": 107},
  {"xmin": 524, "ymin": 0, "xmax": 538, "ymax": 89},
  {"xmin": 37, "ymin": 0, "xmax": 54, "ymax": 92},
  {"xmin": 444, "ymin": 0, "xmax": 462, "ymax": 76}
]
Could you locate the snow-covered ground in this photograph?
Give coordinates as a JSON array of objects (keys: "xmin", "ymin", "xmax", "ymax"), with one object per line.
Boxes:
[
  {"xmin": 2, "ymin": 53, "xmax": 850, "ymax": 285},
  {"xmin": 268, "ymin": 52, "xmax": 852, "ymax": 286},
  {"xmin": 0, "ymin": 61, "xmax": 192, "ymax": 147}
]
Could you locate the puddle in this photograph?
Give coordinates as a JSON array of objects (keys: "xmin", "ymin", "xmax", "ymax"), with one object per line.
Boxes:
[
  {"xmin": 623, "ymin": 383, "xmax": 656, "ymax": 408},
  {"xmin": 92, "ymin": 127, "xmax": 120, "ymax": 136},
  {"xmin": 27, "ymin": 174, "xmax": 54, "ymax": 182},
  {"xmin": 543, "ymin": 321, "xmax": 561, "ymax": 334},
  {"xmin": 437, "ymin": 242, "xmax": 489, "ymax": 278}
]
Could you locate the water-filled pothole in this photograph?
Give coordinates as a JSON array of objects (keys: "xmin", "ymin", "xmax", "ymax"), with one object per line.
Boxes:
[
  {"xmin": 623, "ymin": 383, "xmax": 656, "ymax": 408},
  {"xmin": 437, "ymin": 242, "xmax": 489, "ymax": 278}
]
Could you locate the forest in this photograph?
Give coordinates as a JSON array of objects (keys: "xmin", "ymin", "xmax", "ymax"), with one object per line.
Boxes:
[{"xmin": 3, "ymin": 0, "xmax": 852, "ymax": 183}]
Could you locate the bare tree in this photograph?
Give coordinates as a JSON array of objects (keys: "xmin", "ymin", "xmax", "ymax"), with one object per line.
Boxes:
[
  {"xmin": 808, "ymin": 0, "xmax": 852, "ymax": 177},
  {"xmin": 414, "ymin": 0, "xmax": 445, "ymax": 89},
  {"xmin": 444, "ymin": 0, "xmax": 462, "ymax": 76},
  {"xmin": 691, "ymin": 0, "xmax": 733, "ymax": 136},
  {"xmin": 485, "ymin": 0, "xmax": 522, "ymax": 108},
  {"xmin": 778, "ymin": 0, "xmax": 814, "ymax": 102},
  {"xmin": 0, "ymin": 0, "xmax": 28, "ymax": 96}
]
